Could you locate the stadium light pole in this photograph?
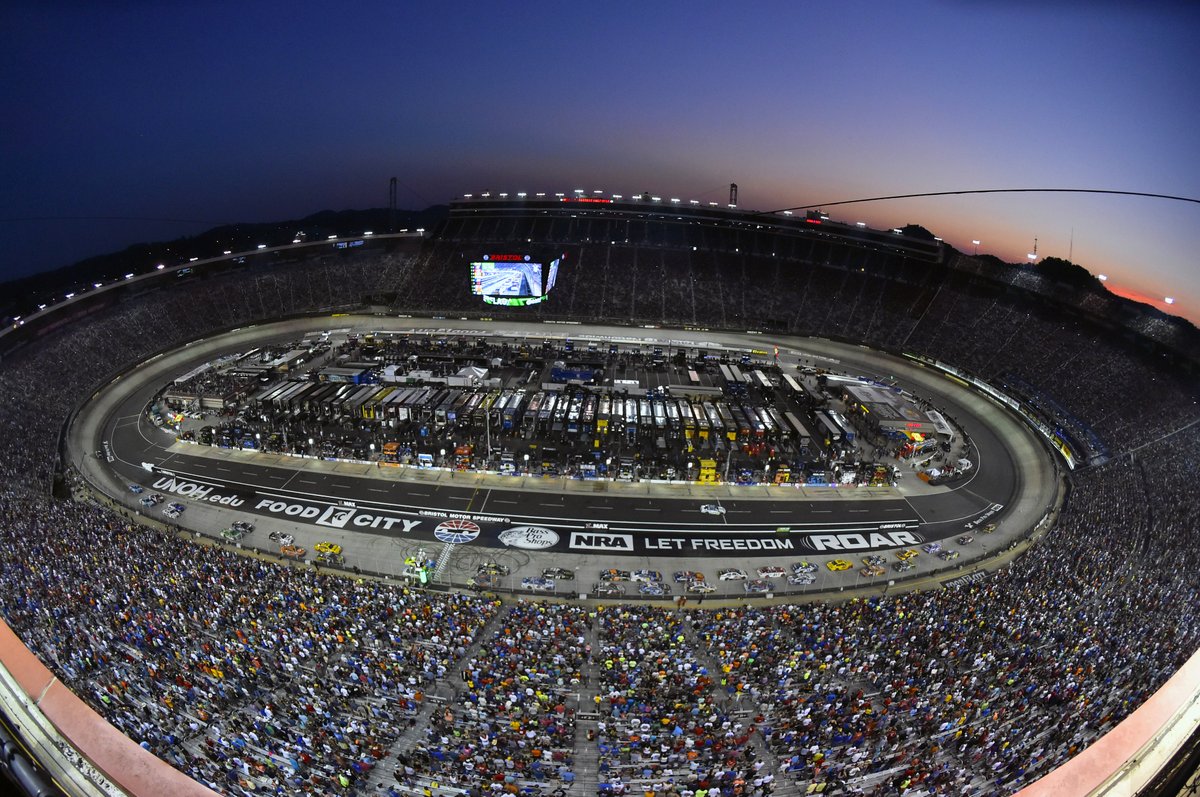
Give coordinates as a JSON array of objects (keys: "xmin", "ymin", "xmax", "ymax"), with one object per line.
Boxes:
[{"xmin": 971, "ymin": 240, "xmax": 980, "ymax": 256}]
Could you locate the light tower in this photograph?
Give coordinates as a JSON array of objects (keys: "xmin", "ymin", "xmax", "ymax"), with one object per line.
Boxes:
[
  {"xmin": 389, "ymin": 177, "xmax": 398, "ymax": 233},
  {"xmin": 729, "ymin": 183, "xmax": 738, "ymax": 206}
]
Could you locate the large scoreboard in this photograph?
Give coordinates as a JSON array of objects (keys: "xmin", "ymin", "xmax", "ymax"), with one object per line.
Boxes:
[{"xmin": 469, "ymin": 252, "xmax": 565, "ymax": 306}]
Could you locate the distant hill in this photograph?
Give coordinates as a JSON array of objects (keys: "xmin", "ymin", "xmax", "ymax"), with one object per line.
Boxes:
[{"xmin": 0, "ymin": 205, "xmax": 448, "ymax": 319}]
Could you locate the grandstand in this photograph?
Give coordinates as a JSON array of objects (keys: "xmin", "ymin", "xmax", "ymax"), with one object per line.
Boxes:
[{"xmin": 0, "ymin": 193, "xmax": 1198, "ymax": 796}]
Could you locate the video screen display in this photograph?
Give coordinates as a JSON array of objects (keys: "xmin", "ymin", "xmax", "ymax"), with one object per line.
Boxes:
[{"xmin": 469, "ymin": 252, "xmax": 565, "ymax": 306}]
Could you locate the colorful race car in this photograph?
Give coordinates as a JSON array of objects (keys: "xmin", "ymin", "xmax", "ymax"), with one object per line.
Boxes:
[
  {"xmin": 314, "ymin": 541, "xmax": 342, "ymax": 555},
  {"xmin": 269, "ymin": 531, "xmax": 294, "ymax": 546},
  {"xmin": 743, "ymin": 579, "xmax": 771, "ymax": 594},
  {"xmin": 756, "ymin": 565, "xmax": 786, "ymax": 579},
  {"xmin": 315, "ymin": 551, "xmax": 345, "ymax": 566},
  {"xmin": 686, "ymin": 580, "xmax": 716, "ymax": 594},
  {"xmin": 521, "ymin": 576, "xmax": 556, "ymax": 592},
  {"xmin": 631, "ymin": 569, "xmax": 664, "ymax": 583},
  {"xmin": 826, "ymin": 559, "xmax": 853, "ymax": 572},
  {"xmin": 220, "ymin": 527, "xmax": 245, "ymax": 542},
  {"xmin": 956, "ymin": 535, "xmax": 974, "ymax": 546},
  {"xmin": 861, "ymin": 555, "xmax": 887, "ymax": 567},
  {"xmin": 673, "ymin": 570, "xmax": 706, "ymax": 583},
  {"xmin": 477, "ymin": 562, "xmax": 511, "ymax": 576},
  {"xmin": 542, "ymin": 567, "xmax": 575, "ymax": 580},
  {"xmin": 592, "ymin": 582, "xmax": 625, "ymax": 597},
  {"xmin": 279, "ymin": 545, "xmax": 306, "ymax": 559},
  {"xmin": 231, "ymin": 520, "xmax": 255, "ymax": 533},
  {"xmin": 469, "ymin": 572, "xmax": 501, "ymax": 590},
  {"xmin": 893, "ymin": 560, "xmax": 916, "ymax": 573},
  {"xmin": 859, "ymin": 564, "xmax": 886, "ymax": 577},
  {"xmin": 787, "ymin": 572, "xmax": 816, "ymax": 586},
  {"xmin": 938, "ymin": 549, "xmax": 960, "ymax": 561},
  {"xmin": 638, "ymin": 582, "xmax": 671, "ymax": 596},
  {"xmin": 718, "ymin": 568, "xmax": 748, "ymax": 580},
  {"xmin": 128, "ymin": 484, "xmax": 144, "ymax": 494},
  {"xmin": 896, "ymin": 549, "xmax": 919, "ymax": 561},
  {"xmin": 922, "ymin": 542, "xmax": 942, "ymax": 554},
  {"xmin": 792, "ymin": 561, "xmax": 819, "ymax": 574},
  {"xmin": 599, "ymin": 569, "xmax": 631, "ymax": 582}
]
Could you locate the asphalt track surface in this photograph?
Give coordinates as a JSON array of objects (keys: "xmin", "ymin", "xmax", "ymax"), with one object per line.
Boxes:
[{"xmin": 73, "ymin": 316, "xmax": 1059, "ymax": 596}]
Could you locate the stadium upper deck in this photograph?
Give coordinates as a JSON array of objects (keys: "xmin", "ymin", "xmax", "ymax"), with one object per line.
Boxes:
[{"xmin": 445, "ymin": 191, "xmax": 945, "ymax": 263}]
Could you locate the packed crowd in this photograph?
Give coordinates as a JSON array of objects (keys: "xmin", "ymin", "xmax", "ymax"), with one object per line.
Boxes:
[{"xmin": 0, "ymin": 240, "xmax": 1196, "ymax": 796}]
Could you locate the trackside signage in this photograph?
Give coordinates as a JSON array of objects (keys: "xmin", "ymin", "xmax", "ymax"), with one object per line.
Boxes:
[
  {"xmin": 151, "ymin": 476, "xmax": 245, "ymax": 506},
  {"xmin": 145, "ymin": 476, "xmax": 935, "ymax": 557}
]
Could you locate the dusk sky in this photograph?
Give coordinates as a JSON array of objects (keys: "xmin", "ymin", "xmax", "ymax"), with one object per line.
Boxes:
[{"xmin": 2, "ymin": 2, "xmax": 1198, "ymax": 321}]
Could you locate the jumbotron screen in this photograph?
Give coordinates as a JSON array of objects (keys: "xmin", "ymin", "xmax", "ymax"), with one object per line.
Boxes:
[{"xmin": 469, "ymin": 252, "xmax": 565, "ymax": 306}]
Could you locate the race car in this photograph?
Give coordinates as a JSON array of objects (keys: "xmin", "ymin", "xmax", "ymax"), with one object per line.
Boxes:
[
  {"xmin": 592, "ymin": 582, "xmax": 625, "ymax": 597},
  {"xmin": 893, "ymin": 560, "xmax": 916, "ymax": 573},
  {"xmin": 541, "ymin": 567, "xmax": 575, "ymax": 580},
  {"xmin": 826, "ymin": 559, "xmax": 853, "ymax": 572},
  {"xmin": 981, "ymin": 522, "xmax": 997, "ymax": 534},
  {"xmin": 477, "ymin": 562, "xmax": 511, "ymax": 576},
  {"xmin": 699, "ymin": 504, "xmax": 726, "ymax": 516},
  {"xmin": 791, "ymin": 561, "xmax": 818, "ymax": 574},
  {"xmin": 674, "ymin": 570, "xmax": 706, "ymax": 583},
  {"xmin": 787, "ymin": 572, "xmax": 816, "ymax": 586},
  {"xmin": 599, "ymin": 569, "xmax": 631, "ymax": 582},
  {"xmin": 956, "ymin": 535, "xmax": 974, "ymax": 546},
  {"xmin": 521, "ymin": 576, "xmax": 556, "ymax": 592},
  {"xmin": 128, "ymin": 484, "xmax": 144, "ymax": 494},
  {"xmin": 896, "ymin": 549, "xmax": 919, "ymax": 561},
  {"xmin": 139, "ymin": 496, "xmax": 156, "ymax": 508},
  {"xmin": 469, "ymin": 572, "xmax": 501, "ymax": 590},
  {"xmin": 220, "ymin": 527, "xmax": 244, "ymax": 542},
  {"xmin": 756, "ymin": 565, "xmax": 786, "ymax": 579},
  {"xmin": 279, "ymin": 545, "xmax": 306, "ymax": 559},
  {"xmin": 922, "ymin": 542, "xmax": 942, "ymax": 554},
  {"xmin": 938, "ymin": 549, "xmax": 960, "ymax": 561},
  {"xmin": 718, "ymin": 568, "xmax": 747, "ymax": 581},
  {"xmin": 314, "ymin": 541, "xmax": 342, "ymax": 555},
  {"xmin": 231, "ymin": 520, "xmax": 255, "ymax": 533},
  {"xmin": 315, "ymin": 552, "xmax": 345, "ymax": 566},
  {"xmin": 631, "ymin": 569, "xmax": 663, "ymax": 583},
  {"xmin": 686, "ymin": 580, "xmax": 716, "ymax": 594},
  {"xmin": 743, "ymin": 579, "xmax": 771, "ymax": 594},
  {"xmin": 269, "ymin": 531, "xmax": 294, "ymax": 546},
  {"xmin": 147, "ymin": 493, "xmax": 164, "ymax": 505},
  {"xmin": 166, "ymin": 502, "xmax": 185, "ymax": 513},
  {"xmin": 861, "ymin": 555, "xmax": 887, "ymax": 567},
  {"xmin": 859, "ymin": 564, "xmax": 886, "ymax": 577}
]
